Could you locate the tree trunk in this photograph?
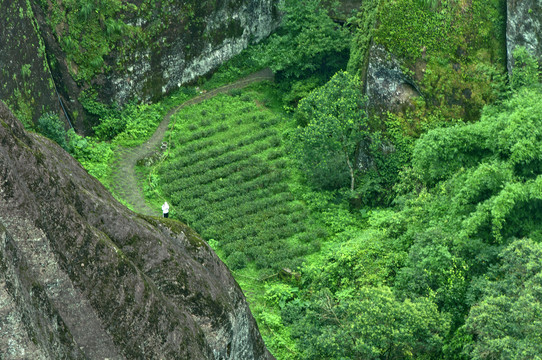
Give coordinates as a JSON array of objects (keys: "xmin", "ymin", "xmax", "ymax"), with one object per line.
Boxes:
[{"xmin": 346, "ymin": 155, "xmax": 355, "ymax": 192}]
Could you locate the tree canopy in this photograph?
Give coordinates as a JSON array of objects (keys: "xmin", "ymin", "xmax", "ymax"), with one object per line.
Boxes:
[
  {"xmin": 285, "ymin": 85, "xmax": 542, "ymax": 359},
  {"xmin": 465, "ymin": 238, "xmax": 542, "ymax": 360},
  {"xmin": 294, "ymin": 71, "xmax": 367, "ymax": 191},
  {"xmin": 256, "ymin": 0, "xmax": 351, "ymax": 105}
]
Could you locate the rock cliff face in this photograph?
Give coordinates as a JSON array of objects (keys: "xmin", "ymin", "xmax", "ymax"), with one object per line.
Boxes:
[
  {"xmin": 0, "ymin": 101, "xmax": 273, "ymax": 359},
  {"xmin": 350, "ymin": 0, "xmax": 514, "ymax": 124},
  {"xmin": 0, "ymin": 0, "xmax": 60, "ymax": 127},
  {"xmin": 0, "ymin": 0, "xmax": 279, "ymax": 133},
  {"xmin": 506, "ymin": 0, "xmax": 542, "ymax": 73},
  {"xmin": 365, "ymin": 44, "xmax": 420, "ymax": 116},
  {"xmin": 105, "ymin": 0, "xmax": 279, "ymax": 106}
]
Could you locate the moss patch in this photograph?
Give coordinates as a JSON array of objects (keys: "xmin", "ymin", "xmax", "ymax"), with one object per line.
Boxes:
[
  {"xmin": 138, "ymin": 214, "xmax": 207, "ymax": 249},
  {"xmin": 355, "ymin": 0, "xmax": 507, "ymax": 126}
]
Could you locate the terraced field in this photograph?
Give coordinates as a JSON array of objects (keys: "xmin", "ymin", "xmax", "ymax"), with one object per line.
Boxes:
[{"xmin": 159, "ymin": 90, "xmax": 323, "ymax": 271}]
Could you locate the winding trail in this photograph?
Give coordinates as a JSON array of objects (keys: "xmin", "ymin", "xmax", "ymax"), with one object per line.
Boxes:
[{"xmin": 110, "ymin": 68, "xmax": 275, "ymax": 216}]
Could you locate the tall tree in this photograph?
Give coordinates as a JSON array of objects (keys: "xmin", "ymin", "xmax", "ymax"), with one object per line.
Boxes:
[
  {"xmin": 295, "ymin": 71, "xmax": 367, "ymax": 191},
  {"xmin": 464, "ymin": 238, "xmax": 542, "ymax": 359}
]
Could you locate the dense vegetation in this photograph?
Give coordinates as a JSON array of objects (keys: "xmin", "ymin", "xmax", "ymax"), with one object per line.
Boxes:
[
  {"xmin": 286, "ymin": 85, "xmax": 542, "ymax": 359},
  {"xmin": 31, "ymin": 0, "xmax": 542, "ymax": 359}
]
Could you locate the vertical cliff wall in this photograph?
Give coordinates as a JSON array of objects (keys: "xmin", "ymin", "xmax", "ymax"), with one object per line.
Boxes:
[
  {"xmin": 0, "ymin": 0, "xmax": 280, "ymax": 133},
  {"xmin": 506, "ymin": 0, "xmax": 542, "ymax": 73},
  {"xmin": 0, "ymin": 101, "xmax": 273, "ymax": 359},
  {"xmin": 0, "ymin": 0, "xmax": 60, "ymax": 128},
  {"xmin": 350, "ymin": 0, "xmax": 507, "ymax": 122},
  {"xmin": 105, "ymin": 0, "xmax": 279, "ymax": 106}
]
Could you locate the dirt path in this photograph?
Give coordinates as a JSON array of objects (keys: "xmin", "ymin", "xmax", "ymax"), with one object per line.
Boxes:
[{"xmin": 110, "ymin": 68, "xmax": 275, "ymax": 216}]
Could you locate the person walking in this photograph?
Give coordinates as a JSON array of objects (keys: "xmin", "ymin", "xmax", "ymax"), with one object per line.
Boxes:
[{"xmin": 162, "ymin": 201, "xmax": 169, "ymax": 218}]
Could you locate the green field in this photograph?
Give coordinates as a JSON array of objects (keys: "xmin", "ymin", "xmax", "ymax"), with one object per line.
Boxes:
[{"xmin": 158, "ymin": 87, "xmax": 324, "ymax": 273}]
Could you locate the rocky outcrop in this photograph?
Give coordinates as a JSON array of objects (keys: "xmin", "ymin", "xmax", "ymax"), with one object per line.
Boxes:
[
  {"xmin": 356, "ymin": 1, "xmax": 508, "ymax": 122},
  {"xmin": 0, "ymin": 0, "xmax": 60, "ymax": 127},
  {"xmin": 0, "ymin": 0, "xmax": 279, "ymax": 133},
  {"xmin": 25, "ymin": 0, "xmax": 279, "ymax": 133},
  {"xmin": 106, "ymin": 0, "xmax": 279, "ymax": 106},
  {"xmin": 0, "ymin": 101, "xmax": 273, "ymax": 359},
  {"xmin": 506, "ymin": 0, "xmax": 542, "ymax": 74},
  {"xmin": 365, "ymin": 44, "xmax": 420, "ymax": 116}
]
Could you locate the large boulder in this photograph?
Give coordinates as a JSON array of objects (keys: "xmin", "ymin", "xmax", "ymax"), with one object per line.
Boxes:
[
  {"xmin": 0, "ymin": 101, "xmax": 273, "ymax": 359},
  {"xmin": 507, "ymin": 0, "xmax": 542, "ymax": 73},
  {"xmin": 365, "ymin": 44, "xmax": 420, "ymax": 116},
  {"xmin": 354, "ymin": 0, "xmax": 506, "ymax": 123}
]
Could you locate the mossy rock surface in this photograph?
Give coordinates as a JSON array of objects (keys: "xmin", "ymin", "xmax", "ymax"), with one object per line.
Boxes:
[
  {"xmin": 0, "ymin": 0, "xmax": 59, "ymax": 128},
  {"xmin": 353, "ymin": 0, "xmax": 508, "ymax": 127}
]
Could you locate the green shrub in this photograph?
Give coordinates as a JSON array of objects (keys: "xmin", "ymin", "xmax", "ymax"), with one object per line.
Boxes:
[
  {"xmin": 254, "ymin": 0, "xmax": 351, "ymax": 105},
  {"xmin": 226, "ymin": 251, "xmax": 248, "ymax": 270},
  {"xmin": 510, "ymin": 46, "xmax": 540, "ymax": 90},
  {"xmin": 91, "ymin": 101, "xmax": 165, "ymax": 145},
  {"xmin": 38, "ymin": 112, "xmax": 69, "ymax": 150},
  {"xmin": 67, "ymin": 130, "xmax": 113, "ymax": 181},
  {"xmin": 294, "ymin": 71, "xmax": 368, "ymax": 192}
]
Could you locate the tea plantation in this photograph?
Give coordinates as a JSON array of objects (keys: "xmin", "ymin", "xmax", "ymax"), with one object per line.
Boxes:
[{"xmin": 159, "ymin": 89, "xmax": 324, "ymax": 272}]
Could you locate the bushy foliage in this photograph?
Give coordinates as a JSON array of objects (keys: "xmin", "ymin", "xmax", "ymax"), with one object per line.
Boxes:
[
  {"xmin": 346, "ymin": 0, "xmax": 380, "ymax": 78},
  {"xmin": 510, "ymin": 46, "xmax": 540, "ymax": 90},
  {"xmin": 67, "ymin": 129, "xmax": 113, "ymax": 181},
  {"xmin": 294, "ymin": 71, "xmax": 367, "ymax": 191},
  {"xmin": 294, "ymin": 72, "xmax": 413, "ymax": 204},
  {"xmin": 91, "ymin": 101, "xmax": 160, "ymax": 143},
  {"xmin": 464, "ymin": 238, "xmax": 542, "ymax": 359},
  {"xmin": 290, "ymin": 286, "xmax": 450, "ymax": 359},
  {"xmin": 389, "ymin": 87, "xmax": 542, "ymax": 315},
  {"xmin": 255, "ymin": 0, "xmax": 351, "ymax": 105},
  {"xmin": 282, "ymin": 86, "xmax": 542, "ymax": 359},
  {"xmin": 416, "ymin": 0, "xmax": 439, "ymax": 9},
  {"xmin": 38, "ymin": 112, "xmax": 69, "ymax": 150},
  {"xmin": 80, "ymin": 84, "xmax": 192, "ymax": 145},
  {"xmin": 202, "ymin": 50, "xmax": 264, "ymax": 90},
  {"xmin": 89, "ymin": 93, "xmax": 191, "ymax": 146}
]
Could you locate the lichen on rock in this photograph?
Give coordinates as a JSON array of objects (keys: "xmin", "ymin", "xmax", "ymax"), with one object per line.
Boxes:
[{"xmin": 365, "ymin": 44, "xmax": 420, "ymax": 116}]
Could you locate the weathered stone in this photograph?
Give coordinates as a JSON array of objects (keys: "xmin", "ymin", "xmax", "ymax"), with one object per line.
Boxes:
[
  {"xmin": 0, "ymin": 102, "xmax": 273, "ymax": 359},
  {"xmin": 0, "ymin": 0, "xmax": 60, "ymax": 127},
  {"xmin": 507, "ymin": 0, "xmax": 542, "ymax": 74},
  {"xmin": 365, "ymin": 44, "xmax": 420, "ymax": 116},
  {"xmin": 106, "ymin": 0, "xmax": 279, "ymax": 106}
]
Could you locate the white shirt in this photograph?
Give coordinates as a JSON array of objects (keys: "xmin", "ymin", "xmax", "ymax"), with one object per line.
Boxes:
[{"xmin": 162, "ymin": 202, "xmax": 169, "ymax": 213}]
